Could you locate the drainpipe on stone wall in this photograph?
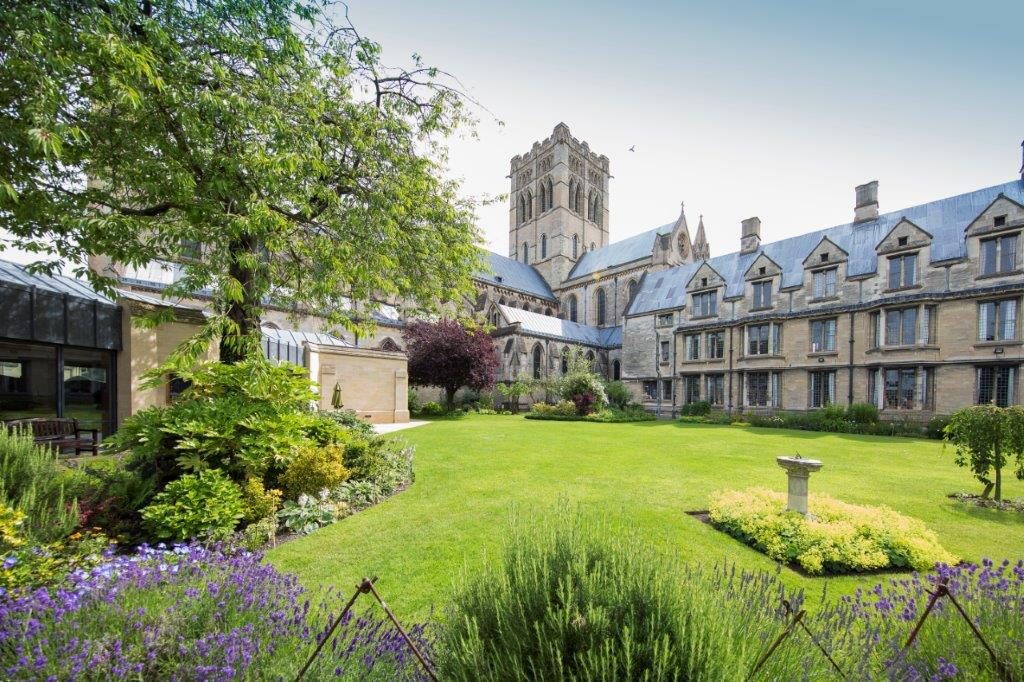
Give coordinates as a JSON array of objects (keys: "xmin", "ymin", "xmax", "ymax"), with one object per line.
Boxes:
[
  {"xmin": 671, "ymin": 326, "xmax": 678, "ymax": 416},
  {"xmin": 655, "ymin": 329, "xmax": 662, "ymax": 417},
  {"xmin": 727, "ymin": 326, "xmax": 734, "ymax": 415},
  {"xmin": 848, "ymin": 311, "xmax": 856, "ymax": 405}
]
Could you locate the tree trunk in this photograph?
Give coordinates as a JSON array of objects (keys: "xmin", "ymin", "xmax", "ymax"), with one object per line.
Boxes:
[
  {"xmin": 445, "ymin": 386, "xmax": 457, "ymax": 412},
  {"xmin": 981, "ymin": 482, "xmax": 994, "ymax": 500},
  {"xmin": 994, "ymin": 442, "xmax": 1003, "ymax": 502},
  {"xmin": 220, "ymin": 233, "xmax": 262, "ymax": 364}
]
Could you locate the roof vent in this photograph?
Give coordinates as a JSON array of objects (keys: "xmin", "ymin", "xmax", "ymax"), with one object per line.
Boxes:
[{"xmin": 854, "ymin": 181, "xmax": 879, "ymax": 223}]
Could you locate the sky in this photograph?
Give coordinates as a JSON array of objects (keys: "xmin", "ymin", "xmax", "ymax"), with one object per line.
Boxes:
[
  {"xmin": 339, "ymin": 0, "xmax": 1024, "ymax": 257},
  {"xmin": 3, "ymin": 0, "xmax": 1022, "ymax": 268}
]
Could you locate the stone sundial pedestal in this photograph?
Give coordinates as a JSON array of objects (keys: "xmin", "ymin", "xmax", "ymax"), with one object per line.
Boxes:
[{"xmin": 776, "ymin": 456, "xmax": 824, "ymax": 517}]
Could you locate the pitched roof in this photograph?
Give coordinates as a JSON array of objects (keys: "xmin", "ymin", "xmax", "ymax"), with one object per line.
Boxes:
[
  {"xmin": 628, "ymin": 179, "xmax": 1024, "ymax": 316},
  {"xmin": 476, "ymin": 251, "xmax": 557, "ymax": 301},
  {"xmin": 0, "ymin": 259, "xmax": 116, "ymax": 305},
  {"xmin": 566, "ymin": 222, "xmax": 675, "ymax": 280},
  {"xmin": 499, "ymin": 304, "xmax": 621, "ymax": 348}
]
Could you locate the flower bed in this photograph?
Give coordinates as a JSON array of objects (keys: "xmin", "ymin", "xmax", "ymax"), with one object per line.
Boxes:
[
  {"xmin": 0, "ymin": 543, "xmax": 431, "ymax": 681},
  {"xmin": 708, "ymin": 488, "xmax": 957, "ymax": 575}
]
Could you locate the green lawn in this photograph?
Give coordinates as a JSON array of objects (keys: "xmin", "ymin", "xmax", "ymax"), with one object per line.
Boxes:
[{"xmin": 268, "ymin": 415, "xmax": 1024, "ymax": 620}]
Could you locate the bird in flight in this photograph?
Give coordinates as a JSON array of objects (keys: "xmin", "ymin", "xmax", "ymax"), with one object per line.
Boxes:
[{"xmin": 628, "ymin": 145, "xmax": 636, "ymax": 152}]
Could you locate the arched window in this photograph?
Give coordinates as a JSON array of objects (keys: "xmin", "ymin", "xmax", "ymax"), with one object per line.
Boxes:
[
  {"xmin": 525, "ymin": 190, "xmax": 533, "ymax": 220},
  {"xmin": 499, "ymin": 297, "xmax": 506, "ymax": 305},
  {"xmin": 522, "ymin": 242, "xmax": 529, "ymax": 263},
  {"xmin": 504, "ymin": 339, "xmax": 514, "ymax": 354},
  {"xmin": 544, "ymin": 177, "xmax": 554, "ymax": 211},
  {"xmin": 572, "ymin": 234, "xmax": 579, "ymax": 259},
  {"xmin": 627, "ymin": 279, "xmax": 638, "ymax": 302},
  {"xmin": 532, "ymin": 345, "xmax": 543, "ymax": 379},
  {"xmin": 539, "ymin": 182, "xmax": 548, "ymax": 215},
  {"xmin": 596, "ymin": 288, "xmax": 607, "ymax": 326},
  {"xmin": 561, "ymin": 347, "xmax": 569, "ymax": 373},
  {"xmin": 541, "ymin": 234, "xmax": 547, "ymax": 259},
  {"xmin": 568, "ymin": 179, "xmax": 576, "ymax": 213},
  {"xmin": 613, "ymin": 360, "xmax": 621, "ymax": 380},
  {"xmin": 545, "ymin": 307, "xmax": 553, "ymax": 316},
  {"xmin": 379, "ymin": 338, "xmax": 400, "ymax": 352},
  {"xmin": 567, "ymin": 294, "xmax": 578, "ymax": 322},
  {"xmin": 587, "ymin": 191, "xmax": 594, "ymax": 220},
  {"xmin": 573, "ymin": 182, "xmax": 582, "ymax": 213},
  {"xmin": 594, "ymin": 195, "xmax": 602, "ymax": 226},
  {"xmin": 517, "ymin": 194, "xmax": 526, "ymax": 225}
]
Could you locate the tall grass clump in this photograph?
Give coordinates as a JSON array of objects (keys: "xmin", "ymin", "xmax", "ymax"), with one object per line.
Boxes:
[
  {"xmin": 438, "ymin": 507, "xmax": 824, "ymax": 681},
  {"xmin": 0, "ymin": 428, "xmax": 78, "ymax": 542}
]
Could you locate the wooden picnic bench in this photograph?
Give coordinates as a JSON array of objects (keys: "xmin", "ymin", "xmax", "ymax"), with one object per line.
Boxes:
[{"xmin": 4, "ymin": 417, "xmax": 99, "ymax": 457}]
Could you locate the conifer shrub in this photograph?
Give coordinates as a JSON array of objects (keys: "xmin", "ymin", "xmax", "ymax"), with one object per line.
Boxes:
[{"xmin": 709, "ymin": 488, "xmax": 957, "ymax": 574}]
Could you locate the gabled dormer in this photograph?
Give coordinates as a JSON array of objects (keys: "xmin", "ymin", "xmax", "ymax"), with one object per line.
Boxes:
[
  {"xmin": 876, "ymin": 218, "xmax": 931, "ymax": 292},
  {"xmin": 803, "ymin": 236, "xmax": 848, "ymax": 301},
  {"xmin": 743, "ymin": 253, "xmax": 781, "ymax": 311},
  {"xmin": 685, "ymin": 262, "xmax": 724, "ymax": 319},
  {"xmin": 966, "ymin": 194, "xmax": 1024, "ymax": 279}
]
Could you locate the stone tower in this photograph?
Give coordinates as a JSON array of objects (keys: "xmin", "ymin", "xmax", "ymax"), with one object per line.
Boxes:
[{"xmin": 508, "ymin": 123, "xmax": 610, "ymax": 288}]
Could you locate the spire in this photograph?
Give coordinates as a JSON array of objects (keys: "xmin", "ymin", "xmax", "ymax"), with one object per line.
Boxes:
[{"xmin": 693, "ymin": 214, "xmax": 710, "ymax": 261}]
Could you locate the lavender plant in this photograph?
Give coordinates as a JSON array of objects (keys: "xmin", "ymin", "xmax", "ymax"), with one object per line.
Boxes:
[{"xmin": 0, "ymin": 542, "xmax": 432, "ymax": 680}]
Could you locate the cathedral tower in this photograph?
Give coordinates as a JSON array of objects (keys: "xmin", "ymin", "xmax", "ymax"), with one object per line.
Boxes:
[{"xmin": 508, "ymin": 123, "xmax": 610, "ymax": 288}]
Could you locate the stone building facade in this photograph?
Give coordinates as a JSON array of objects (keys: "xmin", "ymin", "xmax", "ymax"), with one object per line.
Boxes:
[{"xmin": 624, "ymin": 177, "xmax": 1024, "ymax": 420}]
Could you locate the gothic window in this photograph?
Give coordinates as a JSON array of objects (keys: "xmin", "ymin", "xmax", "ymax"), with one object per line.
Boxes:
[
  {"xmin": 572, "ymin": 234, "xmax": 579, "ymax": 259},
  {"xmin": 541, "ymin": 234, "xmax": 547, "ymax": 259},
  {"xmin": 575, "ymin": 183, "xmax": 583, "ymax": 213},
  {"xmin": 596, "ymin": 288, "xmax": 607, "ymax": 326},
  {"xmin": 532, "ymin": 345, "xmax": 543, "ymax": 379},
  {"xmin": 545, "ymin": 307, "xmax": 553, "ymax": 316},
  {"xmin": 539, "ymin": 181, "xmax": 548, "ymax": 214},
  {"xmin": 561, "ymin": 347, "xmax": 570, "ymax": 373},
  {"xmin": 379, "ymin": 338, "xmax": 400, "ymax": 352},
  {"xmin": 522, "ymin": 242, "xmax": 529, "ymax": 263},
  {"xmin": 587, "ymin": 191, "xmax": 595, "ymax": 220},
  {"xmin": 568, "ymin": 179, "xmax": 576, "ymax": 213},
  {"xmin": 525, "ymin": 190, "xmax": 533, "ymax": 220},
  {"xmin": 517, "ymin": 195, "xmax": 525, "ymax": 225},
  {"xmin": 567, "ymin": 294, "xmax": 578, "ymax": 322},
  {"xmin": 612, "ymin": 360, "xmax": 621, "ymax": 381},
  {"xmin": 627, "ymin": 279, "xmax": 638, "ymax": 302}
]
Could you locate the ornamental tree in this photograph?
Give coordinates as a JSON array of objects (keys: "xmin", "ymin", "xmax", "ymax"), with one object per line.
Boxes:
[
  {"xmin": 944, "ymin": 404, "xmax": 1024, "ymax": 501},
  {"xmin": 404, "ymin": 319, "xmax": 498, "ymax": 410},
  {"xmin": 1, "ymin": 0, "xmax": 481, "ymax": 363}
]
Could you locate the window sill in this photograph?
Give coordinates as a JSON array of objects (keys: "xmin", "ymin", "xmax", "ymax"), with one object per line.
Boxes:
[
  {"xmin": 750, "ymin": 305, "xmax": 774, "ymax": 312},
  {"xmin": 866, "ymin": 345, "xmax": 939, "ymax": 354},
  {"xmin": 974, "ymin": 340, "xmax": 1023, "ymax": 349},
  {"xmin": 690, "ymin": 314, "xmax": 719, "ymax": 321},
  {"xmin": 884, "ymin": 284, "xmax": 923, "ymax": 294},
  {"xmin": 976, "ymin": 270, "xmax": 1024, "ymax": 281},
  {"xmin": 738, "ymin": 354, "xmax": 786, "ymax": 361},
  {"xmin": 809, "ymin": 296, "xmax": 840, "ymax": 304},
  {"xmin": 807, "ymin": 351, "xmax": 839, "ymax": 358}
]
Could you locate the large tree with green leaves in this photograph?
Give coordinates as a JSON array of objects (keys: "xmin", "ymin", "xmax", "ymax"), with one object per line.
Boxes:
[{"xmin": 0, "ymin": 0, "xmax": 482, "ymax": 362}]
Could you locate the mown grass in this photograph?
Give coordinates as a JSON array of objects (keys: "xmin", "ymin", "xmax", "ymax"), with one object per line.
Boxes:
[{"xmin": 269, "ymin": 415, "xmax": 1024, "ymax": 620}]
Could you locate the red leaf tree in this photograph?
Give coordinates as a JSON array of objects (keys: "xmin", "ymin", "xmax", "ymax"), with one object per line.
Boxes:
[{"xmin": 404, "ymin": 319, "xmax": 499, "ymax": 409}]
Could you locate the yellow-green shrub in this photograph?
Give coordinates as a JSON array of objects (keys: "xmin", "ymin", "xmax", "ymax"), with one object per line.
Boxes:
[
  {"xmin": 279, "ymin": 445, "xmax": 350, "ymax": 499},
  {"xmin": 708, "ymin": 488, "xmax": 957, "ymax": 575},
  {"xmin": 240, "ymin": 478, "xmax": 282, "ymax": 524},
  {"xmin": 0, "ymin": 504, "xmax": 25, "ymax": 550}
]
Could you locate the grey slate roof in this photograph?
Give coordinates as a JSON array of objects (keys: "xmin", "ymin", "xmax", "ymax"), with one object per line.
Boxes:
[
  {"xmin": 477, "ymin": 251, "xmax": 557, "ymax": 301},
  {"xmin": 0, "ymin": 259, "xmax": 116, "ymax": 305},
  {"xmin": 499, "ymin": 304, "xmax": 621, "ymax": 348},
  {"xmin": 566, "ymin": 222, "xmax": 674, "ymax": 280},
  {"xmin": 628, "ymin": 179, "xmax": 1024, "ymax": 316}
]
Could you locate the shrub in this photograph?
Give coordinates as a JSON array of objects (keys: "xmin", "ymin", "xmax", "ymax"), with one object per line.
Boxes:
[
  {"xmin": 846, "ymin": 401, "xmax": 880, "ymax": 424},
  {"xmin": 708, "ymin": 487, "xmax": 957, "ymax": 574},
  {"xmin": 0, "ymin": 543, "xmax": 432, "ymax": 680},
  {"xmin": 319, "ymin": 409, "xmax": 376, "ymax": 439},
  {"xmin": 407, "ymin": 388, "xmax": 422, "ymax": 414},
  {"xmin": 571, "ymin": 391, "xmax": 597, "ymax": 415},
  {"xmin": 236, "ymin": 516, "xmax": 278, "ymax": 552},
  {"xmin": 679, "ymin": 400, "xmax": 712, "ymax": 416},
  {"xmin": 439, "ymin": 508, "xmax": 805, "ymax": 681},
  {"xmin": 107, "ymin": 358, "xmax": 321, "ymax": 489},
  {"xmin": 0, "ymin": 503, "xmax": 24, "ymax": 550},
  {"xmin": 926, "ymin": 414, "xmax": 950, "ymax": 440},
  {"xmin": 279, "ymin": 444, "xmax": 350, "ymax": 499},
  {"xmin": 140, "ymin": 469, "xmax": 244, "ymax": 541},
  {"xmin": 71, "ymin": 463, "xmax": 153, "ymax": 543},
  {"xmin": 343, "ymin": 438, "xmax": 415, "ymax": 493},
  {"xmin": 604, "ymin": 380, "xmax": 633, "ymax": 409},
  {"xmin": 277, "ymin": 491, "xmax": 347, "ymax": 534},
  {"xmin": 239, "ymin": 477, "xmax": 282, "ymax": 525},
  {"xmin": 529, "ymin": 400, "xmax": 577, "ymax": 417},
  {"xmin": 0, "ymin": 428, "xmax": 80, "ymax": 543},
  {"xmin": 419, "ymin": 401, "xmax": 446, "ymax": 416},
  {"xmin": 496, "ymin": 380, "xmax": 532, "ymax": 413},
  {"xmin": 332, "ymin": 479, "xmax": 385, "ymax": 511},
  {"xmin": 1, "ymin": 530, "xmax": 112, "ymax": 592}
]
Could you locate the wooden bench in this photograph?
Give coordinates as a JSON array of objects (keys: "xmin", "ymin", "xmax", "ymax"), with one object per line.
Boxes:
[{"xmin": 5, "ymin": 418, "xmax": 99, "ymax": 457}]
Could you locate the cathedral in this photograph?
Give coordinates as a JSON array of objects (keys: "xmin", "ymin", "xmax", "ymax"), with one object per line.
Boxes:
[
  {"xmin": 474, "ymin": 123, "xmax": 1024, "ymax": 419},
  {"xmin": 474, "ymin": 122, "xmax": 708, "ymax": 387}
]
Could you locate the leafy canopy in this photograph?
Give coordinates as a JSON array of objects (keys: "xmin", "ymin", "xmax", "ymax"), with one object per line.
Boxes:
[
  {"xmin": 404, "ymin": 318, "xmax": 498, "ymax": 407},
  {"xmin": 944, "ymin": 404, "xmax": 1024, "ymax": 501},
  {"xmin": 0, "ymin": 0, "xmax": 482, "ymax": 361}
]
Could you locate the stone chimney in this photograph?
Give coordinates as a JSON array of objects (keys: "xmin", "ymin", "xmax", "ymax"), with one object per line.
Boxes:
[
  {"xmin": 740, "ymin": 217, "xmax": 761, "ymax": 255},
  {"xmin": 1019, "ymin": 140, "xmax": 1023, "ymax": 180},
  {"xmin": 854, "ymin": 181, "xmax": 879, "ymax": 223}
]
